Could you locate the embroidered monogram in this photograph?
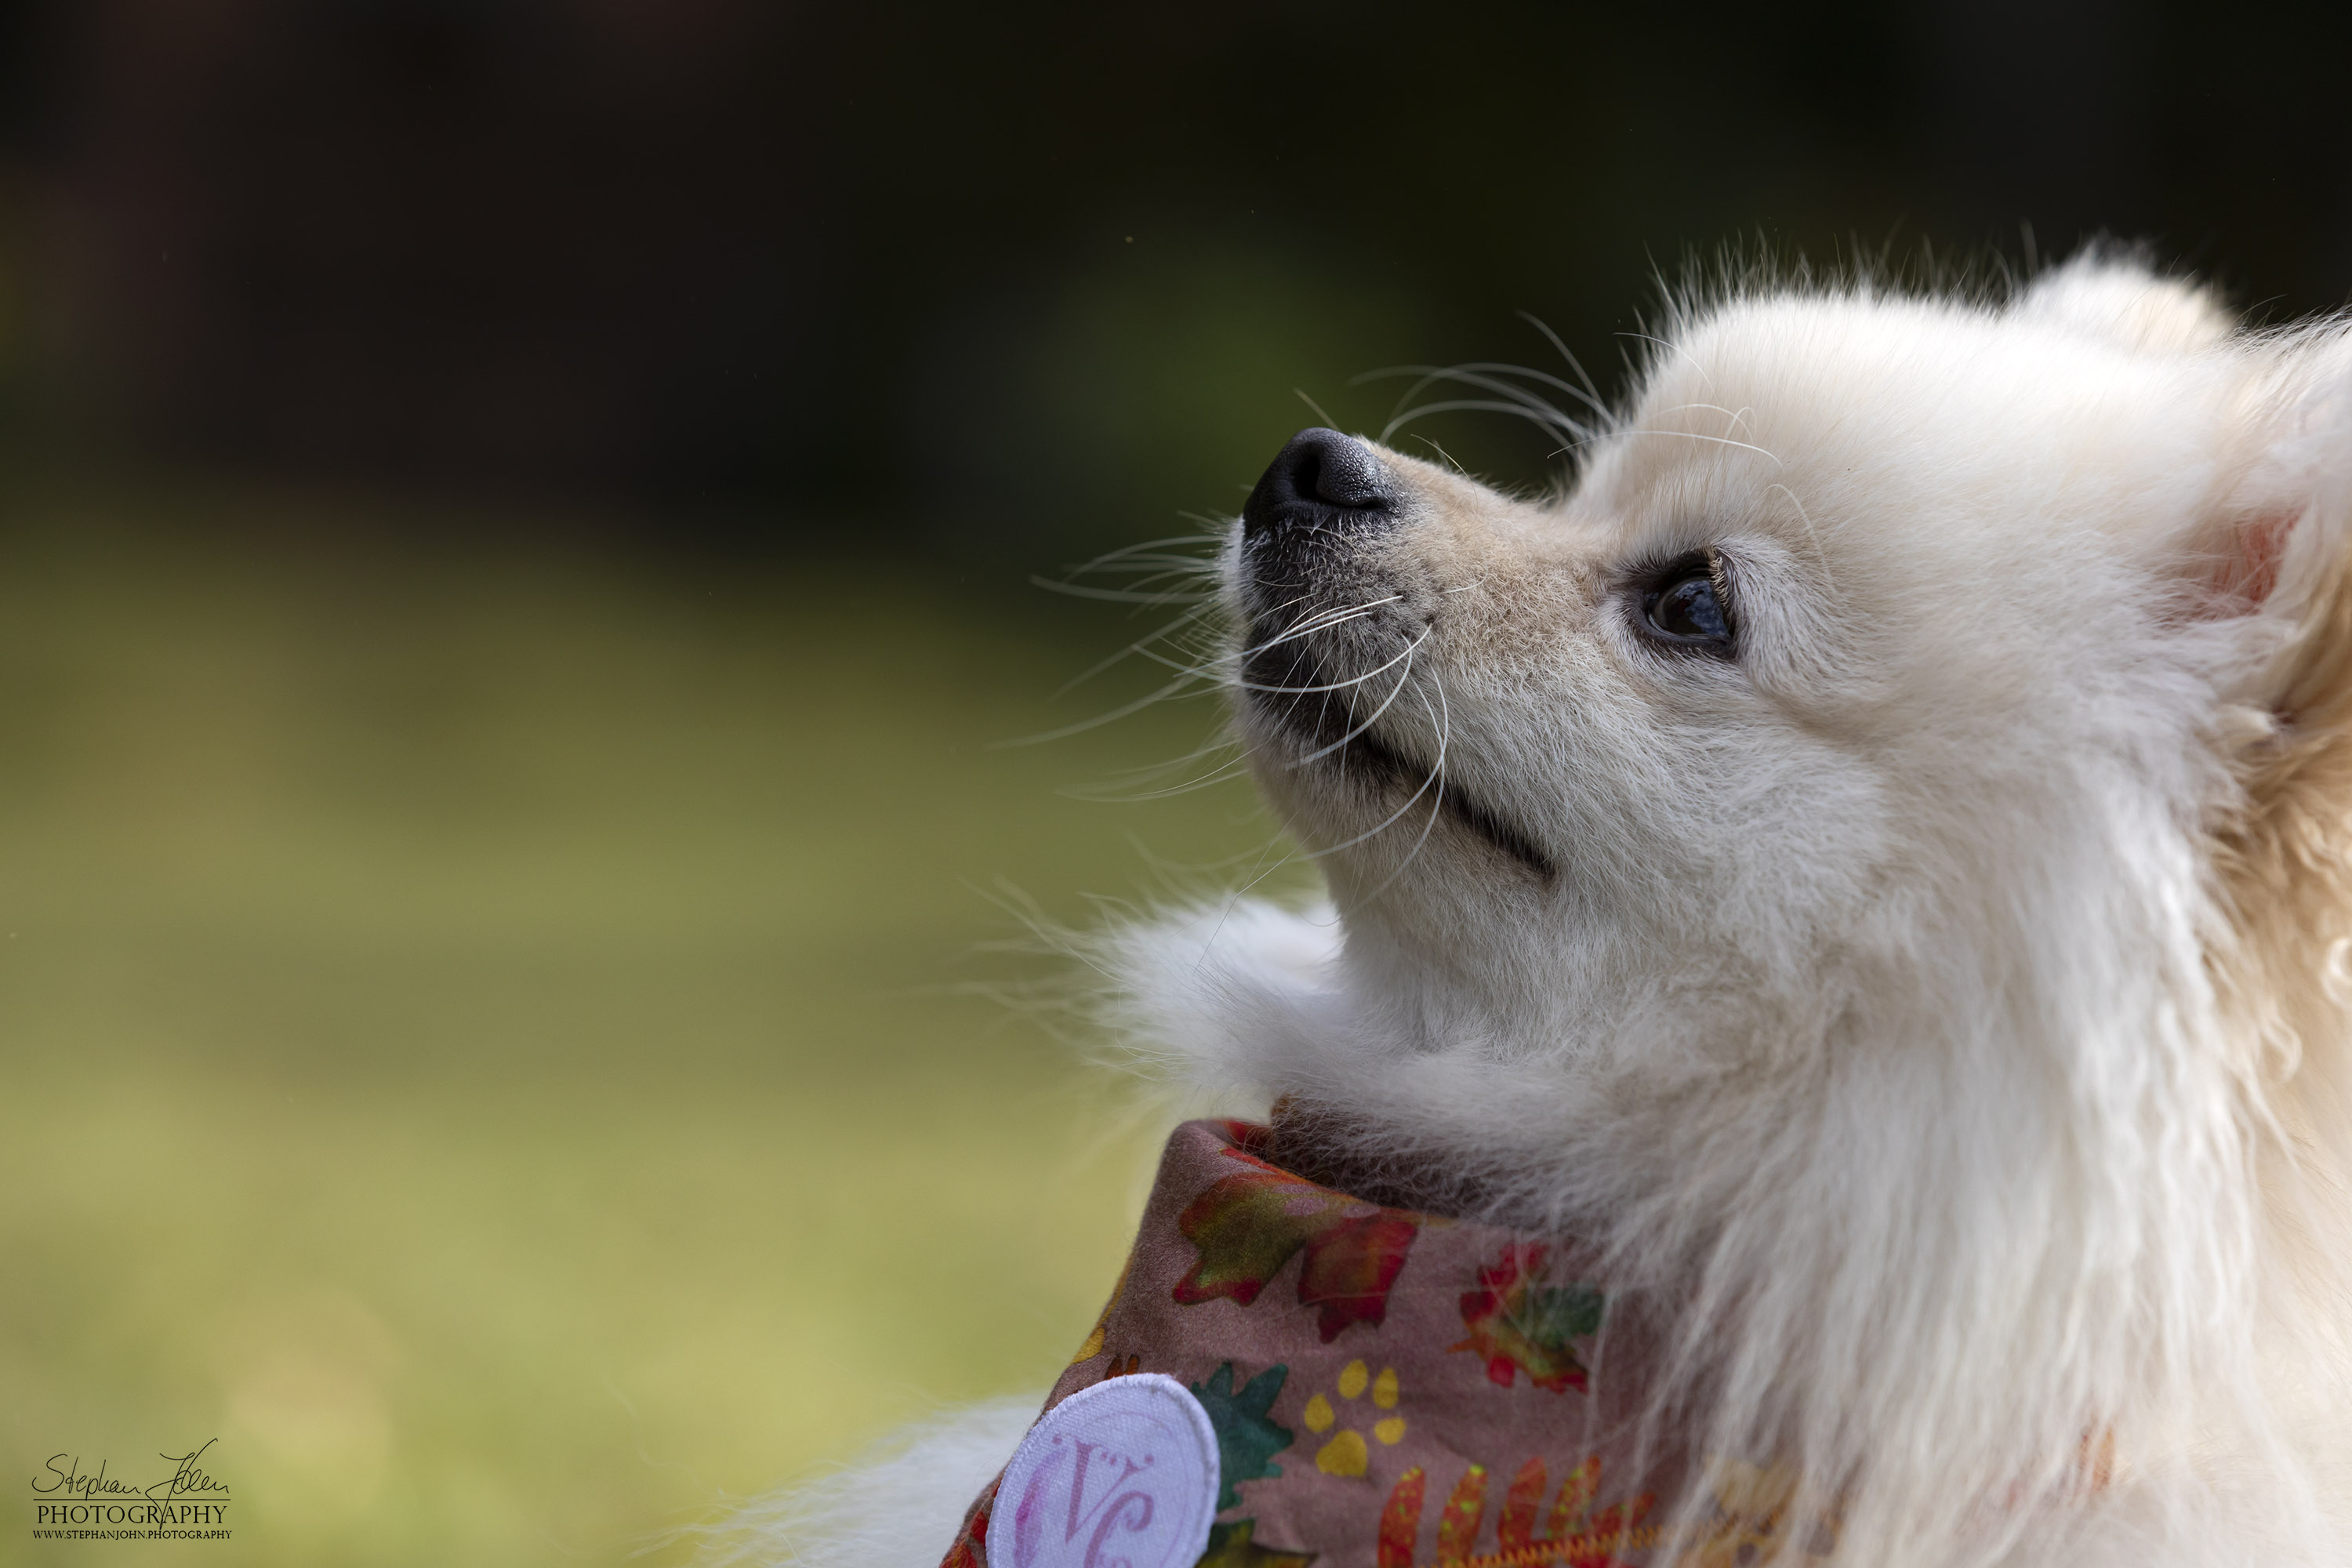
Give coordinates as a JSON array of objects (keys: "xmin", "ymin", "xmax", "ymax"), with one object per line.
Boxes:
[{"xmin": 985, "ymin": 1374, "xmax": 1221, "ymax": 1568}]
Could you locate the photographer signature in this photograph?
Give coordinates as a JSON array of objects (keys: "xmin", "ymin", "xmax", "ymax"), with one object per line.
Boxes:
[{"xmin": 32, "ymin": 1439, "xmax": 229, "ymax": 1502}]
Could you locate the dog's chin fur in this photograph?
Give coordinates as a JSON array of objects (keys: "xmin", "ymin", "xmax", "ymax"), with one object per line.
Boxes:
[{"xmin": 736, "ymin": 254, "xmax": 2352, "ymax": 1567}]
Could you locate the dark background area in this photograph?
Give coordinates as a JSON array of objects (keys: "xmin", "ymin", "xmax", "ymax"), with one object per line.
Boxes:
[{"xmin": 0, "ymin": 0, "xmax": 2347, "ymax": 557}]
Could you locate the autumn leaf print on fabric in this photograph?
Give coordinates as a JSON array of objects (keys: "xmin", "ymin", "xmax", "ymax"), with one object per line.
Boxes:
[
  {"xmin": 1173, "ymin": 1150, "xmax": 1422, "ymax": 1341},
  {"xmin": 1189, "ymin": 1362, "xmax": 1294, "ymax": 1511},
  {"xmin": 1375, "ymin": 1456, "xmax": 1654, "ymax": 1568},
  {"xmin": 1498, "ymin": 1454, "xmax": 1600, "ymax": 1549},
  {"xmin": 1376, "ymin": 1467, "xmax": 1426, "ymax": 1568},
  {"xmin": 1452, "ymin": 1242, "xmax": 1606, "ymax": 1393},
  {"xmin": 1500, "ymin": 1456, "xmax": 1653, "ymax": 1566},
  {"xmin": 1195, "ymin": 1518, "xmax": 1319, "ymax": 1568},
  {"xmin": 1434, "ymin": 1465, "xmax": 1488, "ymax": 1562}
]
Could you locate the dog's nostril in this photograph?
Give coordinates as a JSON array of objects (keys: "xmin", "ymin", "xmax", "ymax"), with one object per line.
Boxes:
[
  {"xmin": 1285, "ymin": 427, "xmax": 1389, "ymax": 508},
  {"xmin": 1243, "ymin": 427, "xmax": 1395, "ymax": 539}
]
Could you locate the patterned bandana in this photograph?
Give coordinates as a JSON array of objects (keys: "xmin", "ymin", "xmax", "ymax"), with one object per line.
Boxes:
[{"xmin": 938, "ymin": 1118, "xmax": 1834, "ymax": 1568}]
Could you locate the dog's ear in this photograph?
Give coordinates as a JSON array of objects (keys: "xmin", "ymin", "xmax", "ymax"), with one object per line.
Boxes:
[
  {"xmin": 2195, "ymin": 343, "xmax": 2352, "ymax": 647},
  {"xmin": 2013, "ymin": 251, "xmax": 2234, "ymax": 356},
  {"xmin": 2201, "ymin": 343, "xmax": 2352, "ymax": 1083}
]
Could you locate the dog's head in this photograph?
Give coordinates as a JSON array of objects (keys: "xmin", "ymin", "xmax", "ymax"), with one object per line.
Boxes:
[{"xmin": 1227, "ymin": 259, "xmax": 2351, "ymax": 1103}]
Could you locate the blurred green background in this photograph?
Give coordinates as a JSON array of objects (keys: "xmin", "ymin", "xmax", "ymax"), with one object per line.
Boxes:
[
  {"xmin": 0, "ymin": 2, "xmax": 2347, "ymax": 1564},
  {"xmin": 0, "ymin": 473, "xmax": 1287, "ymax": 1566}
]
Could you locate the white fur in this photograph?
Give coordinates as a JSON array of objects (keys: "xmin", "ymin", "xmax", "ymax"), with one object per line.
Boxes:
[
  {"xmin": 690, "ymin": 1398, "xmax": 1038, "ymax": 1566},
  {"xmin": 731, "ymin": 254, "xmax": 2352, "ymax": 1566}
]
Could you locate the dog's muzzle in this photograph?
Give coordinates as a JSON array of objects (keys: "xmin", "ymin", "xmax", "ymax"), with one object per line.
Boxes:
[{"xmin": 1238, "ymin": 427, "xmax": 1402, "ymax": 696}]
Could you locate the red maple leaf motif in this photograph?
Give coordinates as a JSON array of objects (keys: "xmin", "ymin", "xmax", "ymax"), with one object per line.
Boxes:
[
  {"xmin": 1452, "ymin": 1242, "xmax": 1606, "ymax": 1394},
  {"xmin": 1172, "ymin": 1147, "xmax": 1422, "ymax": 1341}
]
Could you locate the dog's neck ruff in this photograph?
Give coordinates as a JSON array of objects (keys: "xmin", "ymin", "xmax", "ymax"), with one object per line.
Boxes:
[{"xmin": 938, "ymin": 1119, "xmax": 1829, "ymax": 1568}]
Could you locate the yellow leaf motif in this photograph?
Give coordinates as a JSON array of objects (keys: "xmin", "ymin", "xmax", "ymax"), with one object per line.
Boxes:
[
  {"xmin": 1301, "ymin": 1360, "xmax": 1404, "ymax": 1475},
  {"xmin": 1316, "ymin": 1429, "xmax": 1370, "ymax": 1477}
]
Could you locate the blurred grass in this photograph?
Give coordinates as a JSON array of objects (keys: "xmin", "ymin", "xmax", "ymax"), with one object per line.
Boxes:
[{"xmin": 0, "ymin": 480, "xmax": 1291, "ymax": 1566}]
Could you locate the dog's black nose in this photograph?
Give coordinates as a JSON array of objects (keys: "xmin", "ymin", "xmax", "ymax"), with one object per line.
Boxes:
[{"xmin": 1243, "ymin": 428, "xmax": 1395, "ymax": 541}]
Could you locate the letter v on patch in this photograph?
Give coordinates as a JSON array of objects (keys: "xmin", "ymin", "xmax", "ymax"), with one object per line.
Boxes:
[{"xmin": 987, "ymin": 1373, "xmax": 1221, "ymax": 1568}]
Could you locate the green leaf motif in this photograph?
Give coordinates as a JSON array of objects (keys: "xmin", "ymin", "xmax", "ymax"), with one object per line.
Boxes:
[
  {"xmin": 1523, "ymin": 1283, "xmax": 1606, "ymax": 1345},
  {"xmin": 1189, "ymin": 1361, "xmax": 1293, "ymax": 1511}
]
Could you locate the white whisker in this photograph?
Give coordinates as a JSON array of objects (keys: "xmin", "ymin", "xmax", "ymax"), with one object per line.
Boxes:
[
  {"xmin": 993, "ymin": 671, "xmax": 1216, "ymax": 748},
  {"xmin": 1617, "ymin": 330, "xmax": 1715, "ymax": 390},
  {"xmin": 1029, "ymin": 579, "xmax": 1217, "ymax": 605},
  {"xmin": 1288, "ymin": 634, "xmax": 1428, "ymax": 765},
  {"xmin": 1054, "ymin": 602, "xmax": 1221, "ymax": 696},
  {"xmin": 1573, "ymin": 427, "xmax": 1784, "ymax": 468},
  {"xmin": 1241, "ymin": 596, "xmax": 1403, "ymax": 656},
  {"xmin": 1298, "ymin": 690, "xmax": 1447, "ymax": 861},
  {"xmin": 1515, "ymin": 310, "xmax": 1604, "ymax": 409},
  {"xmin": 1239, "ymin": 625, "xmax": 1430, "ymax": 701},
  {"xmin": 1766, "ymin": 481, "xmax": 1837, "ymax": 596},
  {"xmin": 1363, "ymin": 359, "xmax": 1608, "ymax": 421},
  {"xmin": 1352, "ymin": 673, "xmax": 1451, "ymax": 902},
  {"xmin": 1381, "ymin": 398, "xmax": 1585, "ymax": 445}
]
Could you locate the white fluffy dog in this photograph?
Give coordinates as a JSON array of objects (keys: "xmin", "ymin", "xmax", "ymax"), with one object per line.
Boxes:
[{"xmin": 749, "ymin": 253, "xmax": 2352, "ymax": 1567}]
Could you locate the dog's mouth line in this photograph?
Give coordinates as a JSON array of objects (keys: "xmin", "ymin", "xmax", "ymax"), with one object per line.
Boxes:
[
  {"xmin": 1342, "ymin": 728, "xmax": 1558, "ymax": 880},
  {"xmin": 1243, "ymin": 633, "xmax": 1556, "ymax": 881}
]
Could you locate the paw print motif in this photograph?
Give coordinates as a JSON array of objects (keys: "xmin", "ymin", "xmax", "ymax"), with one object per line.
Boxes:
[{"xmin": 1301, "ymin": 1358, "xmax": 1404, "ymax": 1476}]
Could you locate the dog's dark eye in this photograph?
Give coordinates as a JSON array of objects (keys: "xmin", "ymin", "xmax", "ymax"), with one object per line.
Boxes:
[
  {"xmin": 1650, "ymin": 574, "xmax": 1726, "ymax": 639},
  {"xmin": 1639, "ymin": 554, "xmax": 1734, "ymax": 651}
]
